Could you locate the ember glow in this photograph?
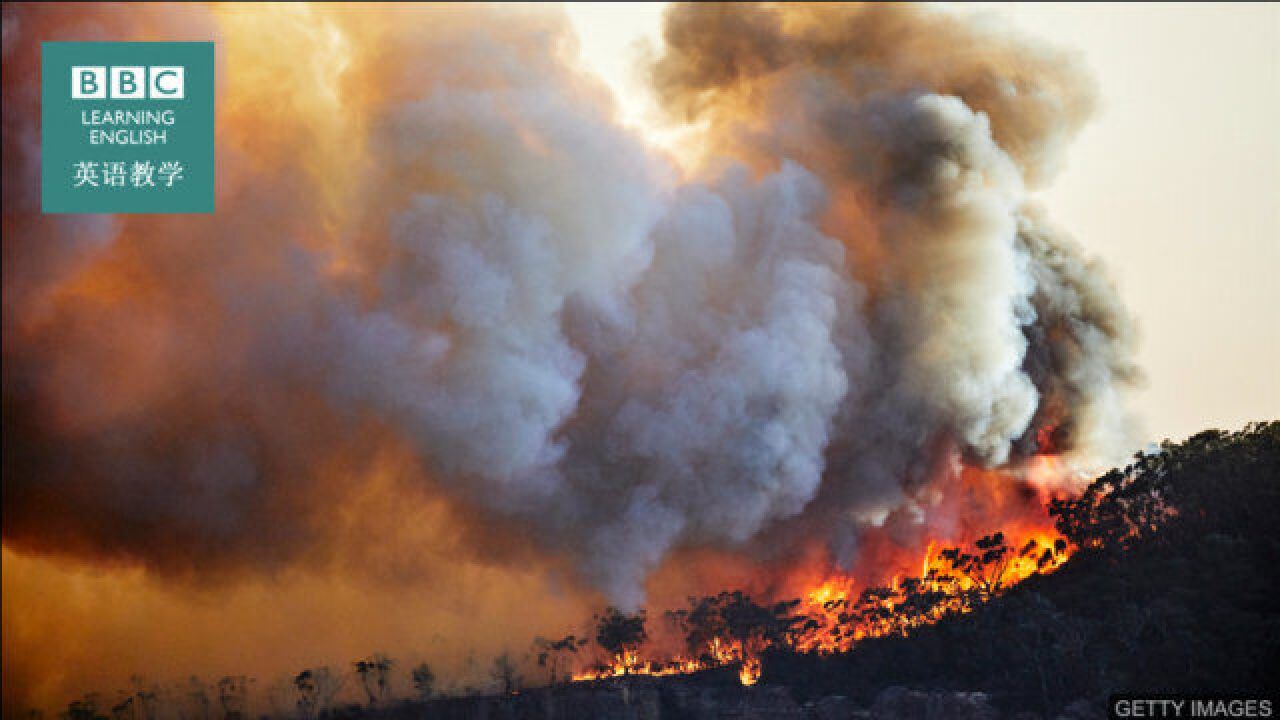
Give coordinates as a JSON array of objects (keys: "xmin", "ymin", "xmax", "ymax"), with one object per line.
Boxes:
[{"xmin": 4, "ymin": 3, "xmax": 1143, "ymax": 712}]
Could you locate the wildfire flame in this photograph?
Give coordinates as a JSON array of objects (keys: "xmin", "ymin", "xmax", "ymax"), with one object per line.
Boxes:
[{"xmin": 570, "ymin": 456, "xmax": 1075, "ymax": 686}]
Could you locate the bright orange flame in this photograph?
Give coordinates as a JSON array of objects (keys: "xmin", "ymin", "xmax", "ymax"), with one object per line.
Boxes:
[
  {"xmin": 807, "ymin": 577, "xmax": 852, "ymax": 608},
  {"xmin": 569, "ymin": 455, "xmax": 1074, "ymax": 688}
]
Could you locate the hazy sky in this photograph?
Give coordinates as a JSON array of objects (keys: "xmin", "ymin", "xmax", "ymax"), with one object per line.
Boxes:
[{"xmin": 566, "ymin": 2, "xmax": 1280, "ymax": 446}]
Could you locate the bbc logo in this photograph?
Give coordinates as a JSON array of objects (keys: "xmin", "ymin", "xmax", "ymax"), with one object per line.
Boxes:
[{"xmin": 71, "ymin": 66, "xmax": 184, "ymax": 99}]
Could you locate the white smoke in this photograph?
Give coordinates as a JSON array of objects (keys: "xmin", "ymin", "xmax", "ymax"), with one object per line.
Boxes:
[{"xmin": 2, "ymin": 3, "xmax": 1140, "ymax": 609}]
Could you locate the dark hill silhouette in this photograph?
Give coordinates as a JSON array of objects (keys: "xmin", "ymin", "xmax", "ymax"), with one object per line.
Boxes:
[{"xmin": 765, "ymin": 421, "xmax": 1280, "ymax": 716}]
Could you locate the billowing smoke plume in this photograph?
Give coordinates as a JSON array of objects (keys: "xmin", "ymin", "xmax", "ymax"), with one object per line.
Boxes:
[
  {"xmin": 3, "ymin": 0, "xmax": 1139, "ymax": 627},
  {"xmin": 644, "ymin": 3, "xmax": 1142, "ymax": 570}
]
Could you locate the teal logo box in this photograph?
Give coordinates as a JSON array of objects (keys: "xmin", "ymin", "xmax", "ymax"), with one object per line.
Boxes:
[{"xmin": 42, "ymin": 42, "xmax": 214, "ymax": 214}]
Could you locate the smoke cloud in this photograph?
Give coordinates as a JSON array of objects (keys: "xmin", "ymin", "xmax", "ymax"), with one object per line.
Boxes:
[{"xmin": 2, "ymin": 2, "xmax": 1140, "ymax": 709}]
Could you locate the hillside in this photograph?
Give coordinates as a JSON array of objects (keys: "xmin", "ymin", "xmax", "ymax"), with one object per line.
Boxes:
[{"xmin": 249, "ymin": 421, "xmax": 1279, "ymax": 720}]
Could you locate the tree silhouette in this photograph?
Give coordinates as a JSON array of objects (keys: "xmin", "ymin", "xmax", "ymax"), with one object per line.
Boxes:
[
  {"xmin": 939, "ymin": 532, "xmax": 1014, "ymax": 604},
  {"xmin": 410, "ymin": 662, "xmax": 435, "ymax": 702},
  {"xmin": 1051, "ymin": 422, "xmax": 1280, "ymax": 551},
  {"xmin": 352, "ymin": 654, "xmax": 393, "ymax": 707},
  {"xmin": 534, "ymin": 634, "xmax": 588, "ymax": 684},
  {"xmin": 593, "ymin": 607, "xmax": 648, "ymax": 672},
  {"xmin": 292, "ymin": 667, "xmax": 341, "ymax": 719},
  {"xmin": 669, "ymin": 591, "xmax": 803, "ymax": 665}
]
